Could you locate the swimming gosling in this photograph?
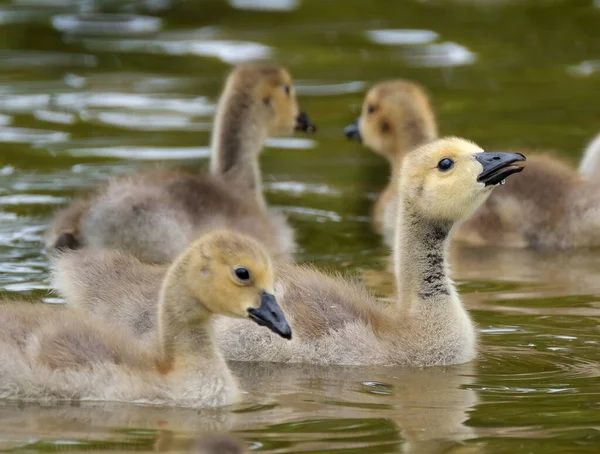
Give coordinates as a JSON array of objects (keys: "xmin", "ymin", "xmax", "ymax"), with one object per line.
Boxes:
[
  {"xmin": 0, "ymin": 230, "xmax": 291, "ymax": 407},
  {"xmin": 346, "ymin": 80, "xmax": 600, "ymax": 249},
  {"xmin": 47, "ymin": 63, "xmax": 315, "ymax": 263}
]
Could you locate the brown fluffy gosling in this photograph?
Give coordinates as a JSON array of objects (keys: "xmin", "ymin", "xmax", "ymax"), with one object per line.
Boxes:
[
  {"xmin": 53, "ymin": 138, "xmax": 525, "ymax": 366},
  {"xmin": 346, "ymin": 80, "xmax": 600, "ymax": 249},
  {"xmin": 47, "ymin": 63, "xmax": 315, "ymax": 263},
  {"xmin": 0, "ymin": 231, "xmax": 291, "ymax": 407}
]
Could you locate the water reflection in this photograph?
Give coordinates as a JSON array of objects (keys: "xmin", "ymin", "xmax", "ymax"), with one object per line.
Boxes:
[
  {"xmin": 63, "ymin": 145, "xmax": 211, "ymax": 159},
  {"xmin": 52, "ymin": 14, "xmax": 163, "ymax": 35},
  {"xmin": 403, "ymin": 42, "xmax": 476, "ymax": 67},
  {"xmin": 0, "ymin": 50, "xmax": 97, "ymax": 68},
  {"xmin": 229, "ymin": 0, "xmax": 299, "ymax": 11},
  {"xmin": 569, "ymin": 60, "xmax": 600, "ymax": 77},
  {"xmin": 0, "ymin": 362, "xmax": 477, "ymax": 454},
  {"xmin": 0, "ymin": 127, "xmax": 69, "ymax": 144},
  {"xmin": 79, "ymin": 36, "xmax": 272, "ymax": 64},
  {"xmin": 367, "ymin": 29, "xmax": 439, "ymax": 46}
]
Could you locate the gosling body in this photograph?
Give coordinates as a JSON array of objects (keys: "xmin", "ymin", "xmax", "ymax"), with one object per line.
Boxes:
[
  {"xmin": 47, "ymin": 64, "xmax": 314, "ymax": 262},
  {"xmin": 1, "ymin": 231, "xmax": 291, "ymax": 407}
]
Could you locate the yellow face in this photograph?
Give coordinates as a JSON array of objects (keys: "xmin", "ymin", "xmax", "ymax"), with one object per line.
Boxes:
[
  {"xmin": 357, "ymin": 81, "xmax": 437, "ymax": 159},
  {"xmin": 400, "ymin": 137, "xmax": 519, "ymax": 222},
  {"xmin": 258, "ymin": 68, "xmax": 301, "ymax": 136},
  {"xmin": 185, "ymin": 231, "xmax": 275, "ymax": 319}
]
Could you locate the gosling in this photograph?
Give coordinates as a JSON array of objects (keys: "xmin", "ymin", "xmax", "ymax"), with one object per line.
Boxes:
[
  {"xmin": 53, "ymin": 138, "xmax": 525, "ymax": 366},
  {"xmin": 47, "ymin": 63, "xmax": 315, "ymax": 263},
  {"xmin": 0, "ymin": 230, "xmax": 291, "ymax": 407},
  {"xmin": 346, "ymin": 80, "xmax": 600, "ymax": 249}
]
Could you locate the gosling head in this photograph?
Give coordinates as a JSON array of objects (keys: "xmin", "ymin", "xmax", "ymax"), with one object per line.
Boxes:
[
  {"xmin": 344, "ymin": 80, "xmax": 437, "ymax": 160},
  {"xmin": 400, "ymin": 137, "xmax": 526, "ymax": 222},
  {"xmin": 184, "ymin": 230, "xmax": 291, "ymax": 340},
  {"xmin": 225, "ymin": 63, "xmax": 315, "ymax": 136}
]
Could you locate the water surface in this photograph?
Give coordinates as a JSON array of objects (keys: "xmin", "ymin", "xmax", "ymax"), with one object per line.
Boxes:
[{"xmin": 1, "ymin": 0, "xmax": 600, "ymax": 452}]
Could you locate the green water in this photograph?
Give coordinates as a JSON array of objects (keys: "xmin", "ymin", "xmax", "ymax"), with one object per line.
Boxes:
[{"xmin": 1, "ymin": 0, "xmax": 600, "ymax": 452}]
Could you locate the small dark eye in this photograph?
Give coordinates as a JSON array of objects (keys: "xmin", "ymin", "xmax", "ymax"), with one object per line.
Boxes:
[
  {"xmin": 437, "ymin": 158, "xmax": 454, "ymax": 171},
  {"xmin": 367, "ymin": 104, "xmax": 376, "ymax": 114},
  {"xmin": 380, "ymin": 121, "xmax": 390, "ymax": 133},
  {"xmin": 234, "ymin": 267, "xmax": 251, "ymax": 282},
  {"xmin": 282, "ymin": 84, "xmax": 290, "ymax": 95}
]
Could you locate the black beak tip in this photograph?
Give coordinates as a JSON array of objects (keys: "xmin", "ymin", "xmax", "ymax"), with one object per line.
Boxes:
[
  {"xmin": 295, "ymin": 112, "xmax": 316, "ymax": 133},
  {"xmin": 343, "ymin": 119, "xmax": 361, "ymax": 141},
  {"xmin": 248, "ymin": 292, "xmax": 293, "ymax": 340}
]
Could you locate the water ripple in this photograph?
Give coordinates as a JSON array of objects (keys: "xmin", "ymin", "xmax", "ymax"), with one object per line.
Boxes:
[
  {"xmin": 54, "ymin": 92, "xmax": 215, "ymax": 115},
  {"xmin": 267, "ymin": 182, "xmax": 341, "ymax": 196},
  {"xmin": 0, "ymin": 194, "xmax": 67, "ymax": 206},
  {"xmin": 0, "ymin": 50, "xmax": 97, "ymax": 69},
  {"xmin": 403, "ymin": 42, "xmax": 476, "ymax": 67},
  {"xmin": 52, "ymin": 13, "xmax": 162, "ymax": 36},
  {"xmin": 569, "ymin": 60, "xmax": 600, "ymax": 77},
  {"xmin": 283, "ymin": 206, "xmax": 342, "ymax": 222},
  {"xmin": 64, "ymin": 146, "xmax": 211, "ymax": 160},
  {"xmin": 0, "ymin": 128, "xmax": 69, "ymax": 144},
  {"xmin": 230, "ymin": 0, "xmax": 299, "ymax": 11},
  {"xmin": 82, "ymin": 111, "xmax": 211, "ymax": 132},
  {"xmin": 265, "ymin": 138, "xmax": 316, "ymax": 149},
  {"xmin": 367, "ymin": 29, "xmax": 439, "ymax": 45},
  {"xmin": 80, "ymin": 37, "xmax": 272, "ymax": 64}
]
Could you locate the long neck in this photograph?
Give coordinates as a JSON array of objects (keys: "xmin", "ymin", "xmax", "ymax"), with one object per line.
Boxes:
[
  {"xmin": 156, "ymin": 258, "xmax": 220, "ymax": 373},
  {"xmin": 209, "ymin": 90, "xmax": 268, "ymax": 207},
  {"xmin": 393, "ymin": 201, "xmax": 455, "ymax": 311}
]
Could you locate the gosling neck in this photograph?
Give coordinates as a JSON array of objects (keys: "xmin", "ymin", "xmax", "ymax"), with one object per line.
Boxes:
[
  {"xmin": 393, "ymin": 201, "xmax": 455, "ymax": 311},
  {"xmin": 209, "ymin": 90, "xmax": 269, "ymax": 208},
  {"xmin": 156, "ymin": 256, "xmax": 221, "ymax": 373}
]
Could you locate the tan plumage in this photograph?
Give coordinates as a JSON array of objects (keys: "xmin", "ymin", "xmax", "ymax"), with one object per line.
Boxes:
[
  {"xmin": 46, "ymin": 63, "xmax": 315, "ymax": 263},
  {"xmin": 55, "ymin": 138, "xmax": 525, "ymax": 367},
  {"xmin": 0, "ymin": 231, "xmax": 291, "ymax": 407},
  {"xmin": 346, "ymin": 79, "xmax": 600, "ymax": 249}
]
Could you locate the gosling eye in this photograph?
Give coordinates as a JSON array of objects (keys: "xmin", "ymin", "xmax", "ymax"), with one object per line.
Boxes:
[
  {"xmin": 437, "ymin": 158, "xmax": 455, "ymax": 172},
  {"xmin": 263, "ymin": 97, "xmax": 271, "ymax": 106},
  {"xmin": 234, "ymin": 267, "xmax": 251, "ymax": 283},
  {"xmin": 282, "ymin": 84, "xmax": 290, "ymax": 96},
  {"xmin": 367, "ymin": 104, "xmax": 376, "ymax": 114},
  {"xmin": 380, "ymin": 121, "xmax": 390, "ymax": 133}
]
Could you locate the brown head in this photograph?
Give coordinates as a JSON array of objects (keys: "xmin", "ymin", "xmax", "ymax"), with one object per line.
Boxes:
[
  {"xmin": 177, "ymin": 230, "xmax": 291, "ymax": 339},
  {"xmin": 221, "ymin": 63, "xmax": 315, "ymax": 136},
  {"xmin": 399, "ymin": 137, "xmax": 526, "ymax": 222},
  {"xmin": 344, "ymin": 80, "xmax": 437, "ymax": 162}
]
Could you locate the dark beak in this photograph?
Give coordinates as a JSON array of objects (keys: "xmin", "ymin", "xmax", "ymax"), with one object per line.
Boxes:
[
  {"xmin": 247, "ymin": 292, "xmax": 292, "ymax": 340},
  {"xmin": 344, "ymin": 118, "xmax": 361, "ymax": 141},
  {"xmin": 295, "ymin": 112, "xmax": 316, "ymax": 133},
  {"xmin": 475, "ymin": 152, "xmax": 526, "ymax": 186}
]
